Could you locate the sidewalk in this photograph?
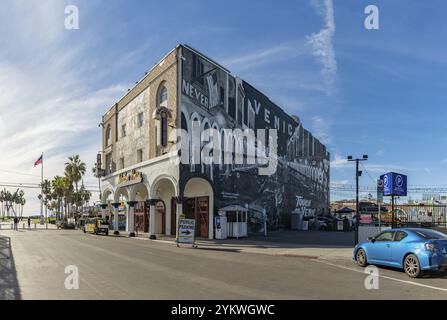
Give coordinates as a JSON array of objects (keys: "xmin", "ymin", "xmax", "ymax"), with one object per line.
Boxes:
[
  {"xmin": 119, "ymin": 230, "xmax": 354, "ymax": 261},
  {"xmin": 0, "ymin": 222, "xmax": 57, "ymax": 231}
]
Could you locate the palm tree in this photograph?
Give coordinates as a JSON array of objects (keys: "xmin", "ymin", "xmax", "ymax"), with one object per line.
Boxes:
[
  {"xmin": 52, "ymin": 176, "xmax": 70, "ymax": 220},
  {"xmin": 0, "ymin": 190, "xmax": 4, "ymax": 220},
  {"xmin": 17, "ymin": 190, "xmax": 25, "ymax": 218},
  {"xmin": 65, "ymin": 155, "xmax": 86, "ymax": 216}
]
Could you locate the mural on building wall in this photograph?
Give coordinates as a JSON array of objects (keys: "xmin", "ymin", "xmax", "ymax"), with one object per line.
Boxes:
[{"xmin": 180, "ymin": 46, "xmax": 330, "ymax": 230}]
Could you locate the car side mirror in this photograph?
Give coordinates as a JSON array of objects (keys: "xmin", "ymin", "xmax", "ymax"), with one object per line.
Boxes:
[{"xmin": 368, "ymin": 237, "xmax": 375, "ymax": 243}]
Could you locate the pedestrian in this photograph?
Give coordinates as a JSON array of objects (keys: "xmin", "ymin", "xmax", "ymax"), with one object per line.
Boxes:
[
  {"xmin": 13, "ymin": 217, "xmax": 18, "ymax": 231},
  {"xmin": 28, "ymin": 217, "xmax": 31, "ymax": 229}
]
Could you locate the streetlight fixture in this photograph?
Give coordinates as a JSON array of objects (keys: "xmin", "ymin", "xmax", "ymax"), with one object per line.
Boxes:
[{"xmin": 347, "ymin": 154, "xmax": 368, "ymax": 245}]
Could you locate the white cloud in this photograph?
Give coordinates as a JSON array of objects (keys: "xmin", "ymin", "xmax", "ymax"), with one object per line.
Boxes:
[
  {"xmin": 311, "ymin": 116, "xmax": 332, "ymax": 145},
  {"xmin": 330, "ymin": 153, "xmax": 349, "ymax": 168},
  {"xmin": 306, "ymin": 0, "xmax": 337, "ymax": 89},
  {"xmin": 0, "ymin": 2, "xmax": 130, "ymax": 216},
  {"xmin": 222, "ymin": 42, "xmax": 305, "ymax": 72}
]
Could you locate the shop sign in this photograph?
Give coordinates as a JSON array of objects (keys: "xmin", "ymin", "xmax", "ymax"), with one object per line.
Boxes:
[
  {"xmin": 178, "ymin": 219, "xmax": 196, "ymax": 245},
  {"xmin": 118, "ymin": 170, "xmax": 143, "ymax": 187},
  {"xmin": 360, "ymin": 214, "xmax": 372, "ymax": 224}
]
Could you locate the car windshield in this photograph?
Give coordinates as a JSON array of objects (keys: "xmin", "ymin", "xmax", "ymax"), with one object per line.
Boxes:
[{"xmin": 414, "ymin": 229, "xmax": 447, "ymax": 240}]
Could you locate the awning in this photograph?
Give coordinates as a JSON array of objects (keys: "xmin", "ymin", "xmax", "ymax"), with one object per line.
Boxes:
[
  {"xmin": 335, "ymin": 207, "xmax": 355, "ymax": 214},
  {"xmin": 219, "ymin": 205, "xmax": 248, "ymax": 212}
]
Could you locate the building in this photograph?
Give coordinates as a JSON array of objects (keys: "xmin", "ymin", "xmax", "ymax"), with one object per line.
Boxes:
[{"xmin": 99, "ymin": 44, "xmax": 330, "ymax": 239}]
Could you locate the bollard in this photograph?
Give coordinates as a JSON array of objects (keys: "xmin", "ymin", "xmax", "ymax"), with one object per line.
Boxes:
[
  {"xmin": 34, "ymin": 223, "xmax": 37, "ymax": 229},
  {"xmin": 11, "ymin": 223, "xmax": 13, "ymax": 230},
  {"xmin": 23, "ymin": 223, "xmax": 25, "ymax": 229}
]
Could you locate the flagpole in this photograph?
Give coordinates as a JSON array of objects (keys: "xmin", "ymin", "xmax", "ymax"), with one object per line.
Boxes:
[{"xmin": 41, "ymin": 153, "xmax": 44, "ymax": 225}]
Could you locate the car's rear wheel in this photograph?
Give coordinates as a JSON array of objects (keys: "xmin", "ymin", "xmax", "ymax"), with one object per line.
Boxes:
[
  {"xmin": 404, "ymin": 254, "xmax": 422, "ymax": 278},
  {"xmin": 356, "ymin": 249, "xmax": 367, "ymax": 267}
]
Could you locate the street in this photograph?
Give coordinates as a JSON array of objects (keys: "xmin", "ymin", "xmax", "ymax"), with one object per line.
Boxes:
[{"xmin": 1, "ymin": 230, "xmax": 447, "ymax": 300}]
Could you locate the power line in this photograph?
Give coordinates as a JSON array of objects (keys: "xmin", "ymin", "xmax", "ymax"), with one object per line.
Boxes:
[{"xmin": 0, "ymin": 168, "xmax": 41, "ymax": 178}]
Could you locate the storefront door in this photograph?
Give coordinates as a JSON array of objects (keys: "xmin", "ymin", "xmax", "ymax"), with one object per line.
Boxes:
[{"xmin": 183, "ymin": 197, "xmax": 209, "ymax": 238}]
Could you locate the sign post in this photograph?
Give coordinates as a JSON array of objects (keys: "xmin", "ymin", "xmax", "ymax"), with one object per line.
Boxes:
[
  {"xmin": 380, "ymin": 172, "xmax": 407, "ymax": 229},
  {"xmin": 177, "ymin": 218, "xmax": 196, "ymax": 248},
  {"xmin": 377, "ymin": 179, "xmax": 384, "ymax": 232}
]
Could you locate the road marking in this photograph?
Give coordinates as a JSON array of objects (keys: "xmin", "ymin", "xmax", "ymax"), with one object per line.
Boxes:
[{"xmin": 316, "ymin": 259, "xmax": 447, "ymax": 292}]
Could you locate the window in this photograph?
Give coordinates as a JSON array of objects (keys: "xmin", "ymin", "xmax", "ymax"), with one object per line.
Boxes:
[
  {"xmin": 156, "ymin": 84, "xmax": 169, "ymax": 149},
  {"xmin": 105, "ymin": 153, "xmax": 112, "ymax": 174},
  {"xmin": 137, "ymin": 149, "xmax": 143, "ymax": 163},
  {"xmin": 160, "ymin": 86, "xmax": 168, "ymax": 106},
  {"xmin": 415, "ymin": 229, "xmax": 447, "ymax": 240},
  {"xmin": 137, "ymin": 113, "xmax": 144, "ymax": 128},
  {"xmin": 394, "ymin": 231, "xmax": 408, "ymax": 242},
  {"xmin": 105, "ymin": 125, "xmax": 111, "ymax": 147},
  {"xmin": 119, "ymin": 157, "xmax": 124, "ymax": 169},
  {"xmin": 121, "ymin": 124, "xmax": 127, "ymax": 138},
  {"xmin": 375, "ymin": 231, "xmax": 394, "ymax": 242},
  {"xmin": 161, "ymin": 115, "xmax": 168, "ymax": 147}
]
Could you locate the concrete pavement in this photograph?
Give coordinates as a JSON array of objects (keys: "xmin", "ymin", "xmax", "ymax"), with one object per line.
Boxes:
[{"xmin": 2, "ymin": 229, "xmax": 447, "ymax": 299}]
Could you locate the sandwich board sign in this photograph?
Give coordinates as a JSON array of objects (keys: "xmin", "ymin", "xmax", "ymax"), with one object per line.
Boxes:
[{"xmin": 177, "ymin": 218, "xmax": 196, "ymax": 247}]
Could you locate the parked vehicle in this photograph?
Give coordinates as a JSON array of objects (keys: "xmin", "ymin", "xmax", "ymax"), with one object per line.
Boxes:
[
  {"xmin": 57, "ymin": 218, "xmax": 76, "ymax": 229},
  {"xmin": 83, "ymin": 218, "xmax": 109, "ymax": 235},
  {"xmin": 353, "ymin": 228, "xmax": 447, "ymax": 278}
]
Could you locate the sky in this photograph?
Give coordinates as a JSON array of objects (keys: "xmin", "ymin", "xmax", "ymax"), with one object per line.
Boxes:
[{"xmin": 1, "ymin": 0, "xmax": 446, "ymax": 215}]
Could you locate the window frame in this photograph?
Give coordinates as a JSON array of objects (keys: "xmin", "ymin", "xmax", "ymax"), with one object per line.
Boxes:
[
  {"xmin": 137, "ymin": 112, "xmax": 144, "ymax": 128},
  {"xmin": 374, "ymin": 231, "xmax": 395, "ymax": 242}
]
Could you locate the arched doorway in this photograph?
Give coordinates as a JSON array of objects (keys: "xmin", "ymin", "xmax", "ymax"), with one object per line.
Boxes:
[
  {"xmin": 183, "ymin": 177, "xmax": 214, "ymax": 239},
  {"xmin": 101, "ymin": 188, "xmax": 114, "ymax": 220},
  {"xmin": 131, "ymin": 183, "xmax": 150, "ymax": 233},
  {"xmin": 155, "ymin": 200, "xmax": 166, "ymax": 234},
  {"xmin": 150, "ymin": 175, "xmax": 178, "ymax": 236},
  {"xmin": 115, "ymin": 187, "xmax": 129, "ymax": 232}
]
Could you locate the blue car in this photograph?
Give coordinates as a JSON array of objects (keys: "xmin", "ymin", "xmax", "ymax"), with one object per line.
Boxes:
[{"xmin": 353, "ymin": 228, "xmax": 447, "ymax": 278}]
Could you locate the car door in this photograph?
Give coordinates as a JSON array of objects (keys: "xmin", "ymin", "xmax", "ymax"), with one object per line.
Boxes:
[
  {"xmin": 367, "ymin": 231, "xmax": 395, "ymax": 264},
  {"xmin": 390, "ymin": 231, "xmax": 409, "ymax": 267}
]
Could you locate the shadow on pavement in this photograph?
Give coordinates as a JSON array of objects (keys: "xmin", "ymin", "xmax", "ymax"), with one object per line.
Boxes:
[
  {"xmin": 373, "ymin": 265, "xmax": 447, "ymax": 279},
  {"xmin": 197, "ymin": 231, "xmax": 356, "ymax": 249},
  {"xmin": 0, "ymin": 235, "xmax": 21, "ymax": 300}
]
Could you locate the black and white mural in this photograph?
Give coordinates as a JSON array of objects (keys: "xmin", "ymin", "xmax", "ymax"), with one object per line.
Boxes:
[{"xmin": 179, "ymin": 45, "xmax": 330, "ymax": 231}]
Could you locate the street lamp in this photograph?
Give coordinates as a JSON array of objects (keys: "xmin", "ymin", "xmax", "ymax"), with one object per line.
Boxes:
[{"xmin": 347, "ymin": 154, "xmax": 368, "ymax": 245}]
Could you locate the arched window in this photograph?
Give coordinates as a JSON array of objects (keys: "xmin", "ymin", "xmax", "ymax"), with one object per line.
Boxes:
[
  {"xmin": 105, "ymin": 125, "xmax": 111, "ymax": 147},
  {"xmin": 159, "ymin": 85, "xmax": 168, "ymax": 106},
  {"xmin": 153, "ymin": 83, "xmax": 171, "ymax": 153}
]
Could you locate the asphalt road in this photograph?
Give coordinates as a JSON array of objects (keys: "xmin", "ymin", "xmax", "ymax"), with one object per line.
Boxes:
[{"xmin": 2, "ymin": 230, "xmax": 447, "ymax": 300}]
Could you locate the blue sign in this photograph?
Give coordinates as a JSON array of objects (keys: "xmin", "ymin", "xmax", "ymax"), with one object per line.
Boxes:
[{"xmin": 380, "ymin": 172, "xmax": 407, "ymax": 196}]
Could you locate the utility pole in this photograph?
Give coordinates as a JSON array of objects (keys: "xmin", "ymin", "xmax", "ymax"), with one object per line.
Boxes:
[{"xmin": 347, "ymin": 155, "xmax": 368, "ymax": 245}]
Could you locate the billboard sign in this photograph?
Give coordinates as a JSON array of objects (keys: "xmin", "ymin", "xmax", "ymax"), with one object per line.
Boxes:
[{"xmin": 380, "ymin": 172, "xmax": 407, "ymax": 196}]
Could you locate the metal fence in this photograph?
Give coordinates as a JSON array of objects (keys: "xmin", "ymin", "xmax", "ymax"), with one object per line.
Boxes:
[{"xmin": 361, "ymin": 204, "xmax": 447, "ymax": 228}]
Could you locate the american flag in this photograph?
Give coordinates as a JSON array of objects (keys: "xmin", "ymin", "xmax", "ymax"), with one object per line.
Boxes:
[{"xmin": 34, "ymin": 154, "xmax": 43, "ymax": 167}]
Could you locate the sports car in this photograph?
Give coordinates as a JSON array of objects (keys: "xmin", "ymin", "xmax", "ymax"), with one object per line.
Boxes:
[{"xmin": 353, "ymin": 228, "xmax": 447, "ymax": 277}]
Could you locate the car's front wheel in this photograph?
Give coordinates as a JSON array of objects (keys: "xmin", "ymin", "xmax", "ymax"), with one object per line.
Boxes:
[
  {"xmin": 356, "ymin": 248, "xmax": 367, "ymax": 267},
  {"xmin": 404, "ymin": 254, "xmax": 422, "ymax": 278}
]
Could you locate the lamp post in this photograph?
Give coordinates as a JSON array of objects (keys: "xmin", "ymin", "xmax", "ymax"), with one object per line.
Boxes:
[{"xmin": 347, "ymin": 154, "xmax": 368, "ymax": 245}]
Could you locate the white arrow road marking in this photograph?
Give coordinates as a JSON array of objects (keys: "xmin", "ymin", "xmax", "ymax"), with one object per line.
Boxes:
[{"xmin": 316, "ymin": 259, "xmax": 447, "ymax": 293}]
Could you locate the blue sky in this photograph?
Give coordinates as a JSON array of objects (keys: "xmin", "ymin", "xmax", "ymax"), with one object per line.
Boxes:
[{"xmin": 0, "ymin": 0, "xmax": 446, "ymax": 214}]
